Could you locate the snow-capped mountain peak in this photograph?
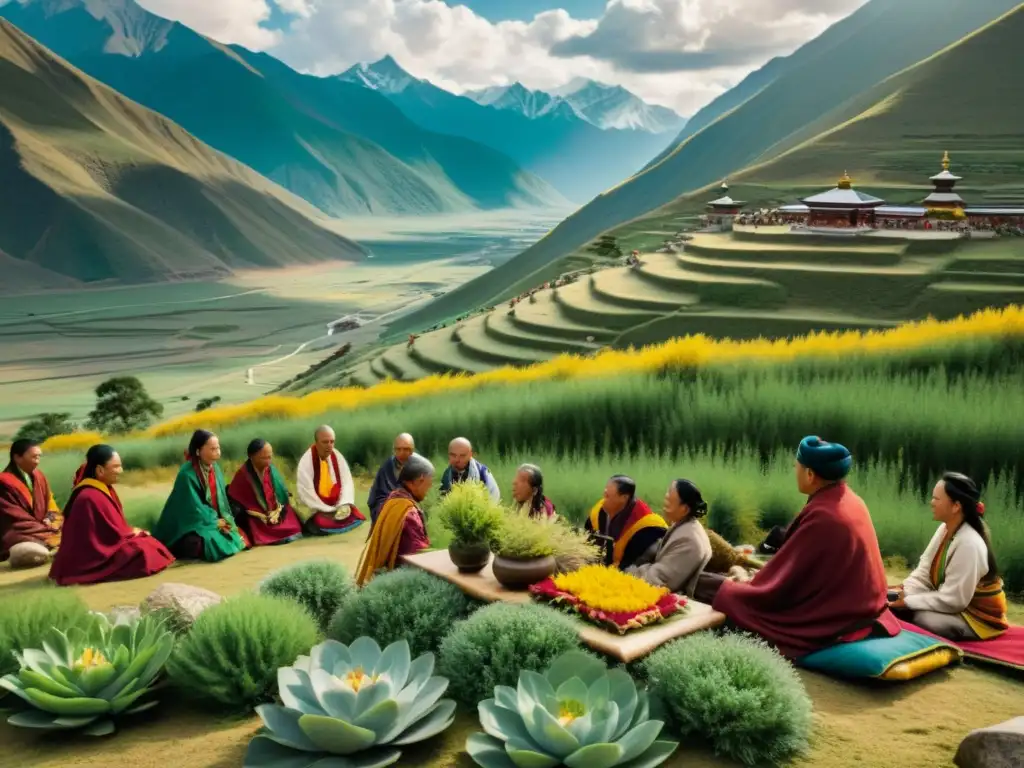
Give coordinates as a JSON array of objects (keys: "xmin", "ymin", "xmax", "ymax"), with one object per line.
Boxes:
[{"xmin": 338, "ymin": 55, "xmax": 417, "ymax": 94}]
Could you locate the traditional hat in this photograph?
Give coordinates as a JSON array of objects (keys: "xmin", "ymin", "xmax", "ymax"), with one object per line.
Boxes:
[{"xmin": 796, "ymin": 436, "xmax": 852, "ymax": 481}]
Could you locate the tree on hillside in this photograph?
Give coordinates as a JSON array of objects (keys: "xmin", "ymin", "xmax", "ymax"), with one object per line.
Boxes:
[
  {"xmin": 586, "ymin": 234, "xmax": 622, "ymax": 259},
  {"xmin": 87, "ymin": 377, "xmax": 163, "ymax": 434},
  {"xmin": 195, "ymin": 396, "xmax": 221, "ymax": 412},
  {"xmin": 14, "ymin": 413, "xmax": 75, "ymax": 444}
]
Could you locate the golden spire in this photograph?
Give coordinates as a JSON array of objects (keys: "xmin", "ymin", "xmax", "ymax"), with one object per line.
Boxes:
[
  {"xmin": 838, "ymin": 170, "xmax": 852, "ymax": 189},
  {"xmin": 720, "ymin": 179, "xmax": 729, "ymax": 192},
  {"xmin": 941, "ymin": 150, "xmax": 950, "ymax": 171}
]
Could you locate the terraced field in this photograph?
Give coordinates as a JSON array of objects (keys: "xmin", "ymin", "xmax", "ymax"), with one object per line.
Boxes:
[{"xmin": 320, "ymin": 231, "xmax": 1024, "ymax": 389}]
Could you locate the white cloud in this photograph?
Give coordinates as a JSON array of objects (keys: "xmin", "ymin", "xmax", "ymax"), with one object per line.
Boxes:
[{"xmin": 129, "ymin": 0, "xmax": 869, "ymax": 116}]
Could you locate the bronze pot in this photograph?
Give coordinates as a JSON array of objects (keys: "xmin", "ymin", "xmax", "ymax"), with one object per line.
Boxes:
[
  {"xmin": 492, "ymin": 554, "xmax": 556, "ymax": 590},
  {"xmin": 448, "ymin": 542, "xmax": 491, "ymax": 573}
]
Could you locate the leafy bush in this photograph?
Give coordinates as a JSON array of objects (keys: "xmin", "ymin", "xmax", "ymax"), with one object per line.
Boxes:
[
  {"xmin": 438, "ymin": 602, "xmax": 584, "ymax": 706},
  {"xmin": 14, "ymin": 412, "xmax": 75, "ymax": 444},
  {"xmin": 435, "ymin": 481, "xmax": 504, "ymax": 548},
  {"xmin": 0, "ymin": 590, "xmax": 92, "ymax": 678},
  {"xmin": 260, "ymin": 559, "xmax": 354, "ymax": 633},
  {"xmin": 328, "ymin": 568, "xmax": 473, "ymax": 657},
  {"xmin": 166, "ymin": 593, "xmax": 318, "ymax": 711},
  {"xmin": 642, "ymin": 633, "xmax": 812, "ymax": 766},
  {"xmin": 492, "ymin": 510, "xmax": 557, "ymax": 558}
]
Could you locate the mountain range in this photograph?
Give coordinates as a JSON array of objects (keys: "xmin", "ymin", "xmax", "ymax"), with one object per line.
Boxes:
[
  {"xmin": 340, "ymin": 58, "xmax": 683, "ymax": 202},
  {"xmin": 0, "ymin": 18, "xmax": 363, "ymax": 293},
  {"xmin": 388, "ymin": 0, "xmax": 1024, "ymax": 335},
  {"xmin": 0, "ymin": 0, "xmax": 564, "ymax": 216}
]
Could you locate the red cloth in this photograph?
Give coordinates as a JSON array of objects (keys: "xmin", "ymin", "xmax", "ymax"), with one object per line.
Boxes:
[
  {"xmin": 713, "ymin": 482, "xmax": 899, "ymax": 659},
  {"xmin": 226, "ymin": 462, "xmax": 303, "ymax": 547},
  {"xmin": 898, "ymin": 619, "xmax": 1024, "ymax": 672},
  {"xmin": 49, "ymin": 483, "xmax": 174, "ymax": 586},
  {"xmin": 310, "ymin": 446, "xmax": 342, "ymax": 506},
  {"xmin": 0, "ymin": 465, "xmax": 60, "ymax": 561}
]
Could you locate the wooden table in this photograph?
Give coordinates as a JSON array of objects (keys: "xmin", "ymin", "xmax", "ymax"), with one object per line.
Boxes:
[{"xmin": 401, "ymin": 549, "xmax": 727, "ymax": 663}]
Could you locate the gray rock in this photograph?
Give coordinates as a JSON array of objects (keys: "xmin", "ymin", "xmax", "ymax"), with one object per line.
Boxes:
[
  {"xmin": 954, "ymin": 717, "xmax": 1024, "ymax": 768},
  {"xmin": 140, "ymin": 583, "xmax": 222, "ymax": 634}
]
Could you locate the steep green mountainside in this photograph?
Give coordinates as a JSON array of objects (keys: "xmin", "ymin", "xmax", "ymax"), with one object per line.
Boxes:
[
  {"xmin": 387, "ymin": 0, "xmax": 1021, "ymax": 335},
  {"xmin": 0, "ymin": 19, "xmax": 363, "ymax": 292},
  {"xmin": 0, "ymin": 0, "xmax": 564, "ymax": 215}
]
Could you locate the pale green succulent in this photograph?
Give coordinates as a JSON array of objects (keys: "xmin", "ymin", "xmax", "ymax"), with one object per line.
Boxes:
[
  {"xmin": 244, "ymin": 637, "xmax": 456, "ymax": 768},
  {"xmin": 467, "ymin": 650, "xmax": 678, "ymax": 768},
  {"xmin": 0, "ymin": 612, "xmax": 174, "ymax": 736}
]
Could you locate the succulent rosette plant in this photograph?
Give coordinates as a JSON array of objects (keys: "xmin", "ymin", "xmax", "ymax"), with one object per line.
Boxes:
[
  {"xmin": 466, "ymin": 650, "xmax": 678, "ymax": 768},
  {"xmin": 0, "ymin": 612, "xmax": 174, "ymax": 736},
  {"xmin": 244, "ymin": 637, "xmax": 456, "ymax": 768},
  {"xmin": 530, "ymin": 565, "xmax": 685, "ymax": 634}
]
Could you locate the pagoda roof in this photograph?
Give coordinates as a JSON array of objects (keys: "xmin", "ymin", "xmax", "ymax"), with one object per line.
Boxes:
[
  {"xmin": 801, "ymin": 171, "xmax": 883, "ymax": 207},
  {"xmin": 707, "ymin": 195, "xmax": 746, "ymax": 207},
  {"xmin": 929, "ymin": 169, "xmax": 962, "ymax": 182},
  {"xmin": 876, "ymin": 205, "xmax": 926, "ymax": 217},
  {"xmin": 923, "ymin": 192, "xmax": 965, "ymax": 204}
]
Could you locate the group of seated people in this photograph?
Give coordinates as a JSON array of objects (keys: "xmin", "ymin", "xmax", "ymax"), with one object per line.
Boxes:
[{"xmin": 1, "ymin": 428, "xmax": 1009, "ymax": 660}]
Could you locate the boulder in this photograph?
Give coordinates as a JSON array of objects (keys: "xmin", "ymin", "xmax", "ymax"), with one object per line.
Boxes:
[
  {"xmin": 954, "ymin": 717, "xmax": 1024, "ymax": 768},
  {"xmin": 141, "ymin": 583, "xmax": 222, "ymax": 633}
]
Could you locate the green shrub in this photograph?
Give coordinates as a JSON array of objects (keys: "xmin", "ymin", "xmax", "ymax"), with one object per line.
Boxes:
[
  {"xmin": 259, "ymin": 559, "xmax": 354, "ymax": 633},
  {"xmin": 0, "ymin": 589, "xmax": 92, "ymax": 678},
  {"xmin": 166, "ymin": 593, "xmax": 318, "ymax": 711},
  {"xmin": 642, "ymin": 633, "xmax": 812, "ymax": 767},
  {"xmin": 437, "ymin": 602, "xmax": 584, "ymax": 706},
  {"xmin": 327, "ymin": 568, "xmax": 473, "ymax": 656},
  {"xmin": 435, "ymin": 481, "xmax": 504, "ymax": 548}
]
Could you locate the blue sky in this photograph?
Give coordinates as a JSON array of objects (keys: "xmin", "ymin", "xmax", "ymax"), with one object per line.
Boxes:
[{"xmin": 452, "ymin": 1, "xmax": 606, "ymax": 23}]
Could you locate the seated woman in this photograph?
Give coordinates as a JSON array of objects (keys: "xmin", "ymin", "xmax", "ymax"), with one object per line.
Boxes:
[
  {"xmin": 585, "ymin": 475, "xmax": 667, "ymax": 570},
  {"xmin": 511, "ymin": 464, "xmax": 556, "ymax": 519},
  {"xmin": 153, "ymin": 430, "xmax": 247, "ymax": 562},
  {"xmin": 355, "ymin": 454, "xmax": 433, "ymax": 586},
  {"xmin": 50, "ymin": 445, "xmax": 175, "ymax": 586},
  {"xmin": 626, "ymin": 479, "xmax": 712, "ymax": 597},
  {"xmin": 889, "ymin": 472, "xmax": 1008, "ymax": 641},
  {"xmin": 227, "ymin": 439, "xmax": 303, "ymax": 547},
  {"xmin": 1, "ymin": 439, "xmax": 62, "ymax": 569}
]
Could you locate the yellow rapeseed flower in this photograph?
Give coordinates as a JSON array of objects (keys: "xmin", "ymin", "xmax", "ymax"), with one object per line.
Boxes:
[{"xmin": 553, "ymin": 565, "xmax": 668, "ymax": 613}]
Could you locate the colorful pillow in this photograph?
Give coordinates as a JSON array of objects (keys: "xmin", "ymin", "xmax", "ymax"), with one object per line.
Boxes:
[{"xmin": 799, "ymin": 630, "xmax": 962, "ymax": 681}]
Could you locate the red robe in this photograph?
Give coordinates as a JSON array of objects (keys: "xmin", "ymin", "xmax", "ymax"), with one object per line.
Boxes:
[
  {"xmin": 227, "ymin": 461, "xmax": 303, "ymax": 546},
  {"xmin": 713, "ymin": 482, "xmax": 899, "ymax": 659},
  {"xmin": 49, "ymin": 480, "xmax": 175, "ymax": 586},
  {"xmin": 0, "ymin": 464, "xmax": 61, "ymax": 561}
]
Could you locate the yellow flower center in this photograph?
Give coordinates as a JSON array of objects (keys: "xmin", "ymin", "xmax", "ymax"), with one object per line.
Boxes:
[
  {"xmin": 73, "ymin": 648, "xmax": 108, "ymax": 670},
  {"xmin": 552, "ymin": 565, "xmax": 669, "ymax": 613},
  {"xmin": 557, "ymin": 699, "xmax": 586, "ymax": 727},
  {"xmin": 343, "ymin": 666, "xmax": 379, "ymax": 692}
]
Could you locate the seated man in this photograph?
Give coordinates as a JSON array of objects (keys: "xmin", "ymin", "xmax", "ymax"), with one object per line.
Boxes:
[
  {"xmin": 0, "ymin": 439, "xmax": 62, "ymax": 569},
  {"xmin": 227, "ymin": 439, "xmax": 303, "ymax": 547},
  {"xmin": 712, "ymin": 436, "xmax": 899, "ymax": 660},
  {"xmin": 585, "ymin": 475, "xmax": 667, "ymax": 570},
  {"xmin": 296, "ymin": 425, "xmax": 366, "ymax": 535},
  {"xmin": 439, "ymin": 437, "xmax": 500, "ymax": 502},
  {"xmin": 356, "ymin": 454, "xmax": 433, "ymax": 586},
  {"xmin": 367, "ymin": 432, "xmax": 416, "ymax": 525}
]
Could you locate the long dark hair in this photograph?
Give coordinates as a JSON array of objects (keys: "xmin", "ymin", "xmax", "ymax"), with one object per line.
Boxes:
[
  {"xmin": 247, "ymin": 438, "xmax": 268, "ymax": 458},
  {"xmin": 518, "ymin": 464, "xmax": 545, "ymax": 512},
  {"xmin": 81, "ymin": 444, "xmax": 116, "ymax": 480},
  {"xmin": 186, "ymin": 430, "xmax": 216, "ymax": 461},
  {"xmin": 673, "ymin": 479, "xmax": 708, "ymax": 519},
  {"xmin": 942, "ymin": 472, "xmax": 998, "ymax": 580}
]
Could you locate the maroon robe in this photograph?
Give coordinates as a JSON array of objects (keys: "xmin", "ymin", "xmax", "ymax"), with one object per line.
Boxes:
[
  {"xmin": 227, "ymin": 461, "xmax": 303, "ymax": 546},
  {"xmin": 49, "ymin": 480, "xmax": 175, "ymax": 586},
  {"xmin": 713, "ymin": 482, "xmax": 899, "ymax": 659},
  {"xmin": 390, "ymin": 489, "xmax": 430, "ymax": 556},
  {"xmin": 0, "ymin": 463, "xmax": 61, "ymax": 562}
]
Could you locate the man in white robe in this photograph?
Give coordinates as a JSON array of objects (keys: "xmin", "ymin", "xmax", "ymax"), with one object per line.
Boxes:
[{"xmin": 296, "ymin": 425, "xmax": 365, "ymax": 535}]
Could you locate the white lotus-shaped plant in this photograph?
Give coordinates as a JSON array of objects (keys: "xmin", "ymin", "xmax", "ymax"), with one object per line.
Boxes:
[
  {"xmin": 244, "ymin": 637, "xmax": 456, "ymax": 768},
  {"xmin": 467, "ymin": 650, "xmax": 678, "ymax": 768}
]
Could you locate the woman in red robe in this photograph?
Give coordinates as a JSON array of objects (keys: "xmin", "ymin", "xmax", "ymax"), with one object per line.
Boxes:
[
  {"xmin": 50, "ymin": 445, "xmax": 175, "ymax": 586},
  {"xmin": 712, "ymin": 436, "xmax": 899, "ymax": 659},
  {"xmin": 227, "ymin": 439, "xmax": 303, "ymax": 546},
  {"xmin": 0, "ymin": 439, "xmax": 63, "ymax": 568}
]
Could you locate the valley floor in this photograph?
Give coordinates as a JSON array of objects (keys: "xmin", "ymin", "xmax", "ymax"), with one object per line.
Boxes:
[{"xmin": 2, "ymin": 475, "xmax": 1021, "ymax": 768}]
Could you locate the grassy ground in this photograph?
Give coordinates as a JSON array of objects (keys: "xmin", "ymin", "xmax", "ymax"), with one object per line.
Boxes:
[{"xmin": 2, "ymin": 475, "xmax": 1022, "ymax": 767}]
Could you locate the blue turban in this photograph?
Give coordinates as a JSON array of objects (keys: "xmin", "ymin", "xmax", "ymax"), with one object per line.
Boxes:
[{"xmin": 796, "ymin": 436, "xmax": 852, "ymax": 481}]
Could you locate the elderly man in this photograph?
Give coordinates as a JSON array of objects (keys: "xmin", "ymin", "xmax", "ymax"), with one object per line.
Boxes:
[
  {"xmin": 712, "ymin": 436, "xmax": 899, "ymax": 660},
  {"xmin": 439, "ymin": 437, "xmax": 500, "ymax": 502},
  {"xmin": 585, "ymin": 475, "xmax": 667, "ymax": 571},
  {"xmin": 356, "ymin": 454, "xmax": 433, "ymax": 585},
  {"xmin": 367, "ymin": 433, "xmax": 416, "ymax": 524},
  {"xmin": 296, "ymin": 425, "xmax": 365, "ymax": 535},
  {"xmin": 0, "ymin": 439, "xmax": 62, "ymax": 569}
]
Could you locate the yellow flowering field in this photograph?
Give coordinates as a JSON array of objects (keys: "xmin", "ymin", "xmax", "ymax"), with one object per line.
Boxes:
[{"xmin": 42, "ymin": 305, "xmax": 1024, "ymax": 452}]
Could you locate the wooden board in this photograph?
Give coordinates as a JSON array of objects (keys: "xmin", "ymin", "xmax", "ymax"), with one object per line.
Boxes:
[{"xmin": 401, "ymin": 549, "xmax": 727, "ymax": 663}]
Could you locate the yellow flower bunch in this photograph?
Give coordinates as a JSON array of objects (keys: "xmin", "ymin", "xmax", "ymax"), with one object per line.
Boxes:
[{"xmin": 552, "ymin": 565, "xmax": 668, "ymax": 614}]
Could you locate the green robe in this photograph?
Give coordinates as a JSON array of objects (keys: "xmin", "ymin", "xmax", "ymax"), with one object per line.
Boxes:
[{"xmin": 153, "ymin": 462, "xmax": 245, "ymax": 562}]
